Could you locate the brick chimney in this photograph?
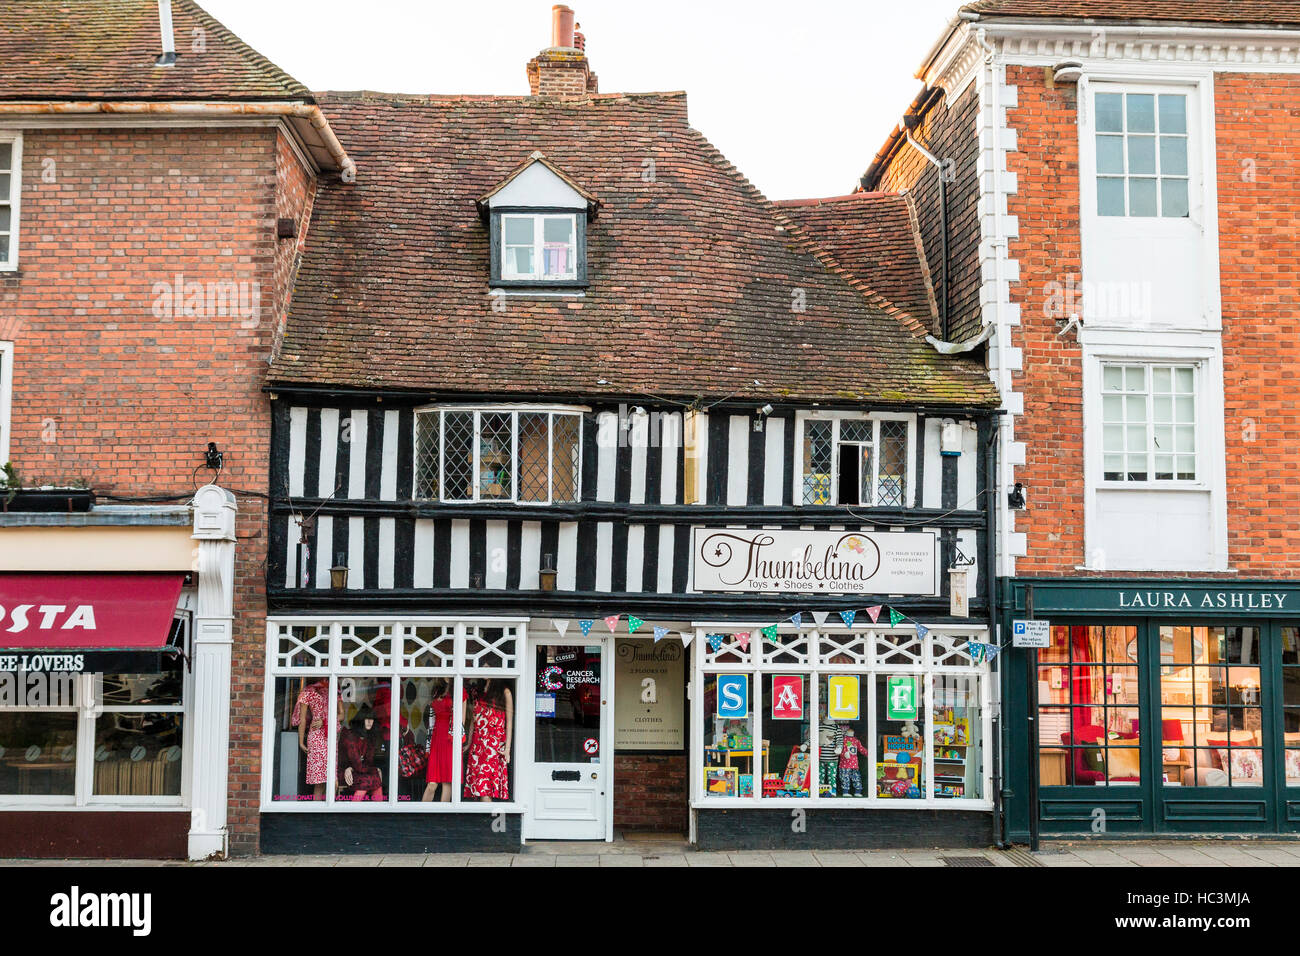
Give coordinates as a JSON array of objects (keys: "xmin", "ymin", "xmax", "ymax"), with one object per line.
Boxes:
[{"xmin": 527, "ymin": 5, "xmax": 598, "ymax": 96}]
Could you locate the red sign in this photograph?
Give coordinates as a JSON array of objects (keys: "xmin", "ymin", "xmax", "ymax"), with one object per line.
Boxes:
[
  {"xmin": 771, "ymin": 675, "xmax": 804, "ymax": 720},
  {"xmin": 0, "ymin": 573, "xmax": 184, "ymax": 650},
  {"xmin": 583, "ymin": 738, "xmax": 599, "ymax": 755}
]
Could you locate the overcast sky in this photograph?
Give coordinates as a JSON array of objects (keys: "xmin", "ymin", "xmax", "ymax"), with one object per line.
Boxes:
[{"xmin": 200, "ymin": 0, "xmax": 960, "ymax": 200}]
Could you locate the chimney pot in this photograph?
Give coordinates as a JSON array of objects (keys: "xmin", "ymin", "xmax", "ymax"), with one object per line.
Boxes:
[{"xmin": 552, "ymin": 4, "xmax": 575, "ymax": 48}]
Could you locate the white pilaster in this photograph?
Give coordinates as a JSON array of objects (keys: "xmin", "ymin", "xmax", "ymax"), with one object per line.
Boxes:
[{"xmin": 188, "ymin": 483, "xmax": 237, "ymax": 860}]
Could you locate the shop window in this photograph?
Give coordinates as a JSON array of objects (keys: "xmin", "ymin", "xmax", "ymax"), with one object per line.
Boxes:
[
  {"xmin": 800, "ymin": 416, "xmax": 910, "ymax": 507},
  {"xmin": 699, "ymin": 628, "xmax": 988, "ymax": 804},
  {"xmin": 266, "ymin": 619, "xmax": 522, "ymax": 809},
  {"xmin": 414, "ymin": 407, "xmax": 582, "ymax": 504},
  {"xmin": 1037, "ymin": 625, "xmax": 1141, "ymax": 786},
  {"xmin": 1101, "ymin": 363, "xmax": 1198, "ymax": 483},
  {"xmin": 702, "ymin": 673, "xmax": 756, "ymax": 798},
  {"xmin": 1283, "ymin": 628, "xmax": 1300, "ymax": 787},
  {"xmin": 0, "ymin": 616, "xmax": 189, "ymax": 804},
  {"xmin": 1095, "ymin": 91, "xmax": 1190, "ymax": 218},
  {"xmin": 1160, "ymin": 625, "xmax": 1263, "ymax": 788},
  {"xmin": 0, "ymin": 134, "xmax": 18, "ymax": 270}
]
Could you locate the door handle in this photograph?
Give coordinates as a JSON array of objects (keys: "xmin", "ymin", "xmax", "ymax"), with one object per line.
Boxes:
[{"xmin": 590, "ymin": 772, "xmax": 597, "ymax": 780}]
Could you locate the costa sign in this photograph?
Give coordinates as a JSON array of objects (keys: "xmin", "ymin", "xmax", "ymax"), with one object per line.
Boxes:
[
  {"xmin": 691, "ymin": 529, "xmax": 937, "ymax": 595},
  {"xmin": 0, "ymin": 573, "xmax": 183, "ymax": 650}
]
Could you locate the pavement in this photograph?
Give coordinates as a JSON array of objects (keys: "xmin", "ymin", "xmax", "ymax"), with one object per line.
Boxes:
[{"xmin": 6, "ymin": 837, "xmax": 1300, "ymax": 866}]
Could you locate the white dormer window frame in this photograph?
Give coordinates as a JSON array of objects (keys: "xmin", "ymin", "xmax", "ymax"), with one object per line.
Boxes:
[
  {"xmin": 489, "ymin": 207, "xmax": 588, "ymax": 288},
  {"xmin": 0, "ymin": 132, "xmax": 21, "ymax": 272}
]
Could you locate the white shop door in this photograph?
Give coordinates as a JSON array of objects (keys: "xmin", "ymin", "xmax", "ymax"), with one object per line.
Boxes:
[{"xmin": 525, "ymin": 640, "xmax": 608, "ymax": 840}]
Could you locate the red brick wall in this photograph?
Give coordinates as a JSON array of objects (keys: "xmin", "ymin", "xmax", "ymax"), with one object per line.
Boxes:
[
  {"xmin": 1004, "ymin": 67, "xmax": 1300, "ymax": 578},
  {"xmin": 613, "ymin": 754, "xmax": 687, "ymax": 832},
  {"xmin": 0, "ymin": 124, "xmax": 312, "ymax": 854},
  {"xmin": 1214, "ymin": 73, "xmax": 1300, "ymax": 577},
  {"xmin": 1002, "ymin": 67, "xmax": 1087, "ymax": 575}
]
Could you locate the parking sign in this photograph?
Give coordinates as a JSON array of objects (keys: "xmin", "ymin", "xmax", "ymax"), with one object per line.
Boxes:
[{"xmin": 1012, "ymin": 619, "xmax": 1050, "ymax": 648}]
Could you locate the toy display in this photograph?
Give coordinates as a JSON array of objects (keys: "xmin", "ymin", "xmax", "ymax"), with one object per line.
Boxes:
[
  {"xmin": 932, "ymin": 711, "xmax": 970, "ymax": 799},
  {"xmin": 706, "ymin": 766, "xmax": 738, "ymax": 796},
  {"xmin": 876, "ymin": 762, "xmax": 920, "ymax": 798}
]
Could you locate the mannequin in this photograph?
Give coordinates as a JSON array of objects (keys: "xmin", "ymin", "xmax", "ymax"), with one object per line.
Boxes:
[
  {"xmin": 291, "ymin": 678, "xmax": 330, "ymax": 799},
  {"xmin": 837, "ymin": 724, "xmax": 866, "ymax": 797},
  {"xmin": 421, "ymin": 678, "xmax": 465, "ymax": 802},
  {"xmin": 817, "ymin": 719, "xmax": 844, "ymax": 796},
  {"xmin": 338, "ymin": 703, "xmax": 385, "ymax": 801},
  {"xmin": 463, "ymin": 679, "xmax": 514, "ymax": 802}
]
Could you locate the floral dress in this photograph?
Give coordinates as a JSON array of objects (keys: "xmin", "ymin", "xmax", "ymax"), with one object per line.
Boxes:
[
  {"xmin": 464, "ymin": 701, "xmax": 509, "ymax": 800},
  {"xmin": 291, "ymin": 681, "xmax": 329, "ymax": 786}
]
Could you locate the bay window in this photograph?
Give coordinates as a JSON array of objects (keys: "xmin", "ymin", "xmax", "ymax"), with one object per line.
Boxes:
[{"xmin": 414, "ymin": 406, "xmax": 583, "ymax": 504}]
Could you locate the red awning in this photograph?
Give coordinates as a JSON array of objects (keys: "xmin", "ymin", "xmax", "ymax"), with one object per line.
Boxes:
[{"xmin": 0, "ymin": 573, "xmax": 184, "ymax": 651}]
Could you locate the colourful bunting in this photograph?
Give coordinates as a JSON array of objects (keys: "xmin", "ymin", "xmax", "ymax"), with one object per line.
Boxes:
[
  {"xmin": 579, "ymin": 619, "xmax": 594, "ymax": 637},
  {"xmin": 966, "ymin": 641, "xmax": 987, "ymax": 664},
  {"xmin": 762, "ymin": 623, "xmax": 779, "ymax": 642},
  {"xmin": 811, "ymin": 610, "xmax": 831, "ymax": 626},
  {"xmin": 554, "ymin": 619, "xmax": 570, "ymax": 638},
  {"xmin": 707, "ymin": 633, "xmax": 724, "ymax": 652},
  {"xmin": 839, "ymin": 609, "xmax": 857, "ymax": 628},
  {"xmin": 604, "ymin": 614, "xmax": 621, "ymax": 633},
  {"xmin": 789, "ymin": 612, "xmax": 803, "ymax": 628},
  {"xmin": 736, "ymin": 632, "xmax": 751, "ymax": 651},
  {"xmin": 681, "ymin": 632, "xmax": 694, "ymax": 648},
  {"xmin": 626, "ymin": 615, "xmax": 645, "ymax": 634},
  {"xmin": 986, "ymin": 644, "xmax": 1001, "ymax": 663},
  {"xmin": 915, "ymin": 623, "xmax": 929, "ymax": 640},
  {"xmin": 653, "ymin": 625, "xmax": 669, "ymax": 643},
  {"xmin": 864, "ymin": 605, "xmax": 882, "ymax": 624},
  {"xmin": 888, "ymin": 607, "xmax": 905, "ymax": 627}
]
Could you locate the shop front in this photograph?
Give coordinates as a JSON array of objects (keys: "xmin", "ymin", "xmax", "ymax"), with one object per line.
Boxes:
[
  {"xmin": 1002, "ymin": 579, "xmax": 1300, "ymax": 839},
  {"xmin": 0, "ymin": 485, "xmax": 238, "ymax": 858}
]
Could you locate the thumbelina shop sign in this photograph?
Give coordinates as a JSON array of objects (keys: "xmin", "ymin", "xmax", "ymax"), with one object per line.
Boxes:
[{"xmin": 691, "ymin": 529, "xmax": 937, "ymax": 595}]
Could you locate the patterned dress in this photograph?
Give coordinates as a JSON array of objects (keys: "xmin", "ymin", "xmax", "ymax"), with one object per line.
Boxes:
[
  {"xmin": 291, "ymin": 681, "xmax": 329, "ymax": 786},
  {"xmin": 464, "ymin": 701, "xmax": 509, "ymax": 800}
]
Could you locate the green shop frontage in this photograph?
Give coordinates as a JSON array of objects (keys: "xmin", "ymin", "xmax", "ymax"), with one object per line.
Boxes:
[{"xmin": 1000, "ymin": 579, "xmax": 1300, "ymax": 841}]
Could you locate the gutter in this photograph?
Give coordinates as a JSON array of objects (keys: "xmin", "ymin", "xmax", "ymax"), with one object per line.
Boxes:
[{"xmin": 0, "ymin": 100, "xmax": 354, "ymax": 176}]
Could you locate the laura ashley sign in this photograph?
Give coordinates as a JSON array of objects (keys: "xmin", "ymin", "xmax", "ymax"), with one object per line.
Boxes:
[{"xmin": 692, "ymin": 529, "xmax": 936, "ymax": 595}]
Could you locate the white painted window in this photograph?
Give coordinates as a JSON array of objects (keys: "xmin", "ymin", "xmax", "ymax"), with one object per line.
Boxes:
[
  {"xmin": 263, "ymin": 617, "xmax": 524, "ymax": 811},
  {"xmin": 1095, "ymin": 91, "xmax": 1189, "ymax": 218},
  {"xmin": 414, "ymin": 406, "xmax": 583, "ymax": 504},
  {"xmin": 692, "ymin": 625, "xmax": 993, "ymax": 808},
  {"xmin": 0, "ymin": 615, "xmax": 190, "ymax": 808},
  {"xmin": 0, "ymin": 341, "xmax": 11, "ymax": 463},
  {"xmin": 500, "ymin": 214, "xmax": 577, "ymax": 281},
  {"xmin": 0, "ymin": 133, "xmax": 20, "ymax": 270},
  {"xmin": 798, "ymin": 414, "xmax": 912, "ymax": 507},
  {"xmin": 1101, "ymin": 363, "xmax": 1197, "ymax": 483}
]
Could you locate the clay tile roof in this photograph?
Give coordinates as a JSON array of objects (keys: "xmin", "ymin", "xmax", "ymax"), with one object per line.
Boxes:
[
  {"xmin": 0, "ymin": 0, "xmax": 311, "ymax": 101},
  {"xmin": 271, "ymin": 91, "xmax": 998, "ymax": 407},
  {"xmin": 774, "ymin": 193, "xmax": 939, "ymax": 337},
  {"xmin": 962, "ymin": 0, "xmax": 1300, "ymax": 27}
]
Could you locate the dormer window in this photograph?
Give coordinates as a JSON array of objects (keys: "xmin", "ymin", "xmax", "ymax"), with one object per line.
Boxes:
[
  {"xmin": 479, "ymin": 151, "xmax": 598, "ymax": 290},
  {"xmin": 501, "ymin": 213, "xmax": 579, "ymax": 281}
]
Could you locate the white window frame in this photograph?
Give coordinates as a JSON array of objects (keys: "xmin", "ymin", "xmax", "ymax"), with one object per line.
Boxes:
[
  {"xmin": 0, "ymin": 341, "xmax": 12, "ymax": 463},
  {"xmin": 0, "ymin": 611, "xmax": 192, "ymax": 810},
  {"xmin": 0, "ymin": 131, "xmax": 19, "ymax": 272},
  {"xmin": 414, "ymin": 404, "xmax": 586, "ymax": 505},
  {"xmin": 1082, "ymin": 339, "xmax": 1229, "ymax": 571},
  {"xmin": 500, "ymin": 213, "xmax": 578, "ymax": 282},
  {"xmin": 793, "ymin": 412, "xmax": 916, "ymax": 508},
  {"xmin": 1098, "ymin": 360, "xmax": 1200, "ymax": 486},
  {"xmin": 689, "ymin": 624, "xmax": 993, "ymax": 811},
  {"xmin": 1091, "ymin": 87, "xmax": 1192, "ymax": 220},
  {"xmin": 261, "ymin": 616, "xmax": 526, "ymax": 814}
]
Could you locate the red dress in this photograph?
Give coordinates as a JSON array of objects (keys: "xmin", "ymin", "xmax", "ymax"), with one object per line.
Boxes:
[
  {"xmin": 464, "ymin": 701, "xmax": 509, "ymax": 800},
  {"xmin": 425, "ymin": 693, "xmax": 461, "ymax": 784},
  {"xmin": 291, "ymin": 681, "xmax": 329, "ymax": 786}
]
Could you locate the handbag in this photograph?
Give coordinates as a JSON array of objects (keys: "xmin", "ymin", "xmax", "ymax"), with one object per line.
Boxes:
[{"xmin": 399, "ymin": 741, "xmax": 427, "ymax": 778}]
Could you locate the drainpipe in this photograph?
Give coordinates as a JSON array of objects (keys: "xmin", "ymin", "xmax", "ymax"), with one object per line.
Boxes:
[
  {"xmin": 902, "ymin": 117, "xmax": 950, "ymax": 340},
  {"xmin": 986, "ymin": 412, "xmax": 1007, "ymax": 848}
]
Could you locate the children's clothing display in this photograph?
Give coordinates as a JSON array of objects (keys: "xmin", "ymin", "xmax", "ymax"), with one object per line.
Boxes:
[
  {"xmin": 818, "ymin": 721, "xmax": 844, "ymax": 796},
  {"xmin": 837, "ymin": 732, "xmax": 865, "ymax": 797}
]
